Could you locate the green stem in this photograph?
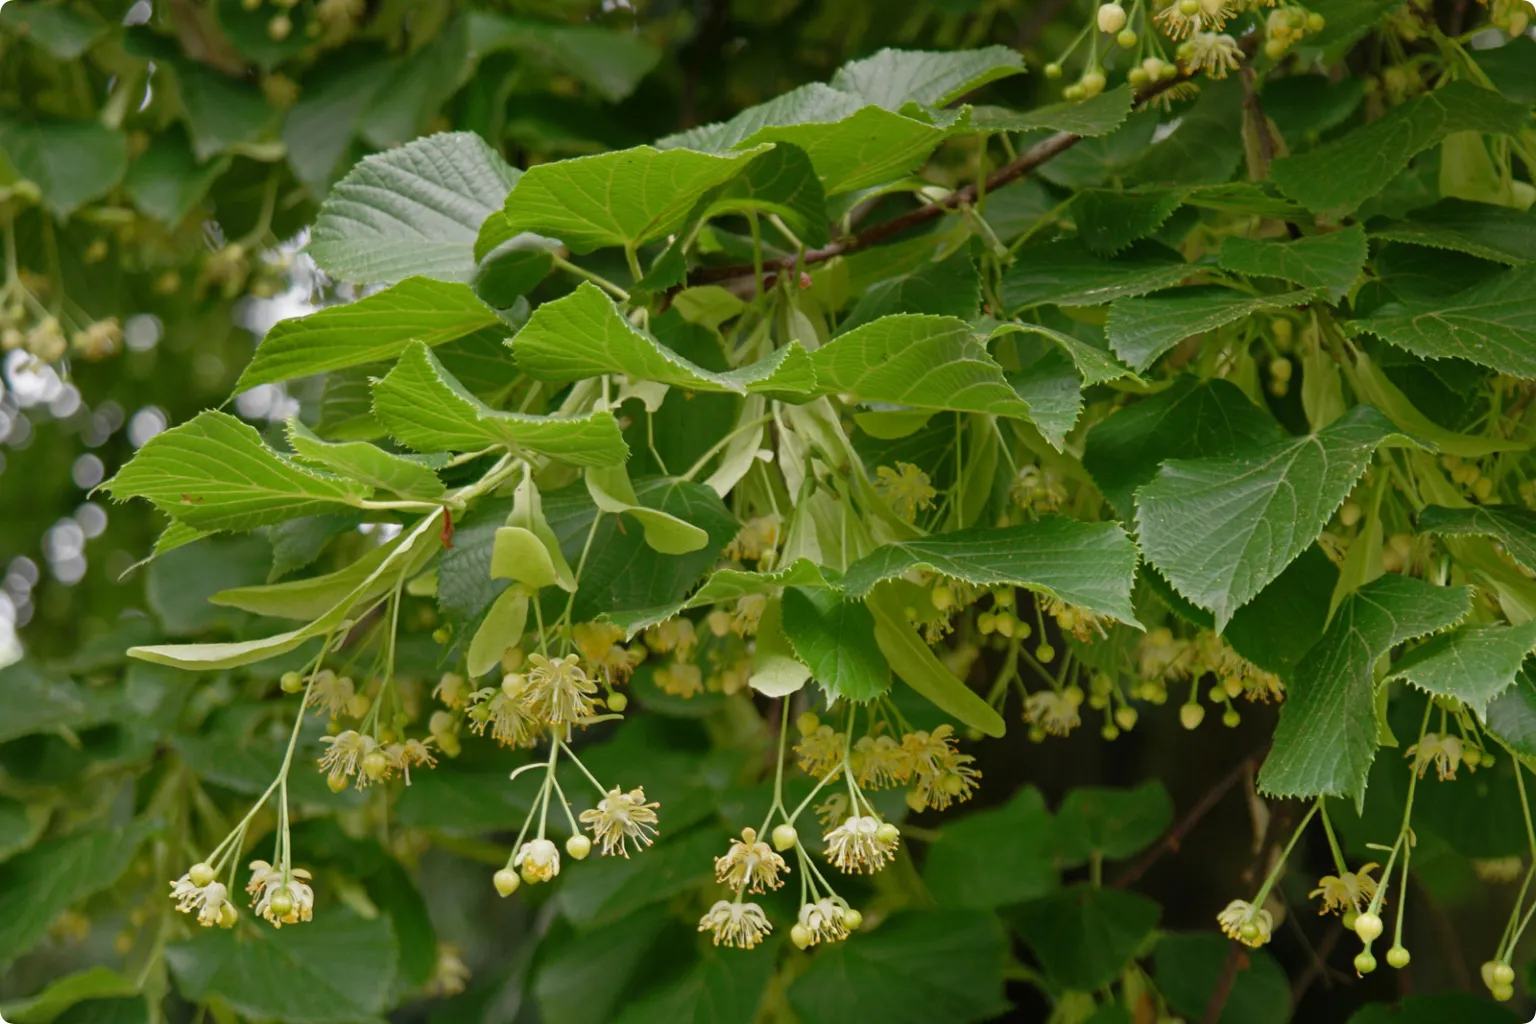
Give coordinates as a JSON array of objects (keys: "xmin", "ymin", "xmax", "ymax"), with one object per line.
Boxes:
[
  {"xmin": 551, "ymin": 254, "xmax": 630, "ymax": 302},
  {"xmin": 682, "ymin": 416, "xmax": 773, "ymax": 482}
]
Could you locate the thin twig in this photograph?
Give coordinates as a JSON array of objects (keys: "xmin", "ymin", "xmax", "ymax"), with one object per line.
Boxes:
[
  {"xmin": 1114, "ymin": 751, "xmax": 1263, "ymax": 890},
  {"xmin": 1203, "ymin": 944, "xmax": 1248, "ymax": 1024}
]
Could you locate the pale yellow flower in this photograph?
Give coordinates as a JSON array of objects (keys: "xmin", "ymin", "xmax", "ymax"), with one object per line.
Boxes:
[
  {"xmin": 646, "ymin": 618, "xmax": 697, "ymax": 657},
  {"xmin": 515, "ymin": 839, "xmax": 561, "ymax": 883},
  {"xmin": 1179, "ymin": 32, "xmax": 1243, "ymax": 79},
  {"xmin": 1310, "ymin": 863, "xmax": 1379, "ymax": 915},
  {"xmin": 851, "ymin": 734, "xmax": 910, "ymax": 789},
  {"xmin": 901, "ymin": 725, "xmax": 980, "ymax": 811},
  {"xmin": 579, "ymin": 786, "xmax": 660, "ymax": 857},
  {"xmin": 1025, "ymin": 689, "xmax": 1083, "ymax": 736},
  {"xmin": 1217, "ymin": 898, "xmax": 1273, "ymax": 948},
  {"xmin": 169, "ymin": 875, "xmax": 234, "ymax": 928},
  {"xmin": 795, "ymin": 723, "xmax": 846, "ymax": 779},
  {"xmin": 305, "ymin": 669, "xmax": 354, "ymax": 719},
  {"xmin": 698, "ymin": 900, "xmax": 772, "ymax": 949},
  {"xmin": 1406, "ymin": 732, "xmax": 1464, "ymax": 781},
  {"xmin": 466, "ymin": 687, "xmax": 541, "ymax": 748},
  {"xmin": 714, "ymin": 827, "xmax": 789, "ymax": 893},
  {"xmin": 655, "ymin": 659, "xmax": 704, "ymax": 698},
  {"xmin": 247, "ymin": 860, "xmax": 315, "ymax": 928},
  {"xmin": 523, "ymin": 653, "xmax": 598, "ymax": 725},
  {"xmin": 317, "ymin": 729, "xmax": 375, "ymax": 790},
  {"xmin": 874, "ymin": 462, "xmax": 937, "ymax": 522},
  {"xmin": 796, "ymin": 898, "xmax": 851, "ymax": 945},
  {"xmin": 824, "ymin": 815, "xmax": 899, "ymax": 874}
]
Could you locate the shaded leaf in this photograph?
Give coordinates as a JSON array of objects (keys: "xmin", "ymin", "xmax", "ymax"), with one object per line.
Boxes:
[
  {"xmin": 1386, "ymin": 622, "xmax": 1536, "ymax": 717},
  {"xmin": 1418, "ymin": 504, "xmax": 1536, "ymax": 574},
  {"xmin": 830, "ymin": 46, "xmax": 1025, "ymax": 111},
  {"xmin": 969, "ymin": 86, "xmax": 1133, "ymax": 137},
  {"xmin": 1355, "ymin": 264, "xmax": 1536, "ymax": 379},
  {"xmin": 1001, "ymin": 239, "xmax": 1191, "ymax": 311},
  {"xmin": 1013, "ymin": 886, "xmax": 1160, "ymax": 992},
  {"xmin": 1054, "ymin": 781, "xmax": 1173, "ymax": 865},
  {"xmin": 782, "ymin": 587, "xmax": 891, "ymax": 703},
  {"xmin": 1370, "ymin": 198, "xmax": 1536, "ymax": 266},
  {"xmin": 867, "ymin": 585, "xmax": 1006, "ymax": 737},
  {"xmin": 1155, "ymin": 933, "xmax": 1290, "ymax": 1024},
  {"xmin": 1259, "ymin": 575, "xmax": 1471, "ymax": 800},
  {"xmin": 1217, "ymin": 225, "xmax": 1369, "ymax": 297},
  {"xmin": 1108, "ymin": 287, "xmax": 1318, "ymax": 372},
  {"xmin": 923, "ymin": 787, "xmax": 1056, "ymax": 909},
  {"xmin": 0, "ymin": 114, "xmax": 126, "ymax": 217},
  {"xmin": 1072, "ymin": 187, "xmax": 1187, "ymax": 257},
  {"xmin": 0, "ymin": 824, "xmax": 153, "ymax": 961}
]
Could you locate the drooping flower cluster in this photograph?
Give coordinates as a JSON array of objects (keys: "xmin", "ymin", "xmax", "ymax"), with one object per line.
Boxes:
[{"xmin": 793, "ymin": 715, "xmax": 981, "ymax": 814}]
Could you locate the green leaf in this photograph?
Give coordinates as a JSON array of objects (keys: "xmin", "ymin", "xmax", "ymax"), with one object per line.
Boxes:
[
  {"xmin": 511, "ymin": 282, "xmax": 815, "ymax": 397},
  {"xmin": 988, "ymin": 322, "xmax": 1138, "ymax": 388},
  {"xmin": 166, "ymin": 911, "xmax": 397, "ymax": 1024},
  {"xmin": 123, "ymin": 128, "xmax": 228, "ymax": 225},
  {"xmin": 1155, "ymin": 933, "xmax": 1290, "ymax": 1024},
  {"xmin": 611, "ymin": 943, "xmax": 777, "ymax": 1024},
  {"xmin": 1012, "ymin": 886, "xmax": 1160, "ymax": 992},
  {"xmin": 829, "ymin": 46, "xmax": 1025, "ymax": 111},
  {"xmin": 373, "ymin": 342, "xmax": 628, "ymax": 466},
  {"xmin": 0, "ymin": 968, "xmax": 136, "ymax": 1024},
  {"xmin": 1259, "ymin": 575, "xmax": 1471, "ymax": 800},
  {"xmin": 1083, "ymin": 376, "xmax": 1282, "ymax": 520},
  {"xmin": 281, "ymin": 52, "xmax": 394, "ymax": 198},
  {"xmin": 235, "ymin": 278, "xmax": 501, "ymax": 392},
  {"xmin": 1387, "ymin": 622, "xmax": 1536, "ymax": 717},
  {"xmin": 286, "ymin": 420, "xmax": 444, "ymax": 500},
  {"xmin": 1107, "ymin": 287, "xmax": 1319, "ymax": 372},
  {"xmin": 603, "ymin": 559, "xmax": 833, "ymax": 638},
  {"xmin": 923, "ymin": 786, "xmax": 1056, "ymax": 909},
  {"xmin": 1218, "ymin": 225, "xmax": 1369, "ymax": 298},
  {"xmin": 212, "ymin": 529, "xmax": 432, "ymax": 621},
  {"xmin": 657, "ymin": 83, "xmax": 863, "ymax": 154},
  {"xmin": 867, "ymin": 584, "xmax": 1006, "ymax": 737},
  {"xmin": 1006, "ymin": 345, "xmax": 1082, "ymax": 447},
  {"xmin": 1370, "ymin": 198, "xmax": 1536, "ymax": 266},
  {"xmin": 749, "ymin": 596, "xmax": 813, "ymax": 698},
  {"xmin": 837, "ymin": 518, "xmax": 1139, "ymax": 625},
  {"xmin": 0, "ymin": 796, "xmax": 45, "ymax": 865},
  {"xmin": 839, "ymin": 249, "xmax": 981, "ymax": 334},
  {"xmin": 585, "ymin": 464, "xmax": 710, "ymax": 555},
  {"xmin": 698, "ymin": 142, "xmax": 830, "ymax": 248},
  {"xmin": 308, "ymin": 132, "xmax": 521, "ymax": 284},
  {"xmin": 1136, "ymin": 405, "xmax": 1407, "ymax": 630},
  {"xmin": 491, "ymin": 526, "xmax": 560, "ymax": 590},
  {"xmin": 1486, "ymin": 660, "xmax": 1536, "ymax": 759},
  {"xmin": 0, "ymin": 114, "xmax": 127, "ymax": 217},
  {"xmin": 501, "ymin": 144, "xmax": 766, "ymax": 254},
  {"xmin": 357, "ymin": 17, "xmax": 470, "ymax": 150},
  {"xmin": 1071, "ymin": 188, "xmax": 1187, "ymax": 257},
  {"xmin": 104, "ymin": 411, "xmax": 371, "ymax": 532},
  {"xmin": 1269, "ymin": 81, "xmax": 1531, "ymax": 214},
  {"xmin": 467, "ymin": 587, "xmax": 529, "ymax": 679},
  {"xmin": 1355, "ymin": 264, "xmax": 1536, "ymax": 379},
  {"xmin": 1222, "ymin": 545, "xmax": 1339, "ymax": 678},
  {"xmin": 1418, "ymin": 504, "xmax": 1536, "ymax": 574},
  {"xmin": 1001, "ymin": 239, "xmax": 1192, "ymax": 311},
  {"xmin": 0, "ymin": 2, "xmax": 108, "ymax": 58},
  {"xmin": 781, "ymin": 587, "xmax": 891, "ymax": 702},
  {"xmin": 470, "ymin": 12, "xmax": 661, "ymax": 103},
  {"xmin": 0, "ymin": 663, "xmax": 109, "ymax": 744},
  {"xmin": 787, "ymin": 910, "xmax": 1008, "ymax": 1024},
  {"xmin": 1476, "ymin": 37, "xmax": 1536, "ymax": 105},
  {"xmin": 0, "ymin": 823, "xmax": 153, "ymax": 961},
  {"xmin": 968, "ymin": 86, "xmax": 1133, "ymax": 137},
  {"xmin": 131, "ymin": 513, "xmax": 441, "ymax": 669},
  {"xmin": 811, "ymin": 314, "xmax": 1030, "ymax": 417},
  {"xmin": 1341, "ymin": 347, "xmax": 1524, "ymax": 458},
  {"xmin": 1053, "ymin": 781, "xmax": 1173, "ymax": 865}
]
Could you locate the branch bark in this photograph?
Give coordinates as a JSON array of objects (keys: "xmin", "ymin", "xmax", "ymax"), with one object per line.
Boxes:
[{"xmin": 1114, "ymin": 750, "xmax": 1263, "ymax": 890}]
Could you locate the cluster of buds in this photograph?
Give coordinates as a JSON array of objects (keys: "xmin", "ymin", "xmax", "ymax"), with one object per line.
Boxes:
[
  {"xmin": 1262, "ymin": 4, "xmax": 1327, "ymax": 59},
  {"xmin": 0, "ymin": 299, "xmax": 116, "ymax": 366},
  {"xmin": 794, "ymin": 712, "xmax": 980, "ymax": 815}
]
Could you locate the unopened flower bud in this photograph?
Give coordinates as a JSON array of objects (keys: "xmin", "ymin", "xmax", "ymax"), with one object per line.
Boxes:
[
  {"xmin": 362, "ymin": 751, "xmax": 390, "ymax": 779},
  {"xmin": 280, "ymin": 671, "xmax": 304, "ymax": 694},
  {"xmin": 493, "ymin": 869, "xmax": 520, "ymax": 897},
  {"xmin": 1354, "ymin": 951, "xmax": 1377, "ymax": 974},
  {"xmin": 842, "ymin": 907, "xmax": 864, "ymax": 930},
  {"xmin": 1353, "ymin": 912, "xmax": 1383, "ymax": 942},
  {"xmin": 1097, "ymin": 3, "xmax": 1128, "ymax": 34},
  {"xmin": 772, "ymin": 824, "xmax": 799, "ymax": 851},
  {"xmin": 1044, "ymin": 62, "xmax": 1063, "ymax": 79},
  {"xmin": 875, "ymin": 822, "xmax": 900, "ymax": 845},
  {"xmin": 1386, "ymin": 945, "xmax": 1410, "ymax": 969},
  {"xmin": 1180, "ymin": 703, "xmax": 1205, "ymax": 730},
  {"xmin": 790, "ymin": 923, "xmax": 813, "ymax": 949},
  {"xmin": 566, "ymin": 834, "xmax": 592, "ymax": 860},
  {"xmin": 189, "ymin": 862, "xmax": 216, "ymax": 887},
  {"xmin": 1117, "ymin": 29, "xmax": 1138, "ymax": 48},
  {"xmin": 607, "ymin": 692, "xmax": 628, "ymax": 712}
]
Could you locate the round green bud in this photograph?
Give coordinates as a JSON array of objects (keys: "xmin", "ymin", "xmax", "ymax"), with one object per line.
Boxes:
[
  {"xmin": 1064, "ymin": 84, "xmax": 1086, "ymax": 101},
  {"xmin": 607, "ymin": 692, "xmax": 629, "ymax": 713},
  {"xmin": 493, "ymin": 868, "xmax": 520, "ymax": 897},
  {"xmin": 772, "ymin": 824, "xmax": 799, "ymax": 851},
  {"xmin": 1493, "ymin": 983, "xmax": 1515, "ymax": 1002},
  {"xmin": 1180, "ymin": 703, "xmax": 1206, "ymax": 730},
  {"xmin": 1354, "ymin": 951, "xmax": 1377, "ymax": 975},
  {"xmin": 1045, "ymin": 62, "xmax": 1063, "ymax": 79},
  {"xmin": 328, "ymin": 773, "xmax": 349, "ymax": 793},
  {"xmin": 1222, "ymin": 707, "xmax": 1241, "ymax": 728},
  {"xmin": 1342, "ymin": 910, "xmax": 1359, "ymax": 932},
  {"xmin": 1386, "ymin": 946, "xmax": 1411, "ymax": 969},
  {"xmin": 1080, "ymin": 70, "xmax": 1107, "ymax": 97},
  {"xmin": 280, "ymin": 671, "xmax": 304, "ymax": 694},
  {"xmin": 791, "ymin": 923, "xmax": 813, "ymax": 949},
  {"xmin": 842, "ymin": 907, "xmax": 864, "ymax": 930},
  {"xmin": 1037, "ymin": 643, "xmax": 1056, "ymax": 664},
  {"xmin": 875, "ymin": 822, "xmax": 901, "ymax": 845},
  {"xmin": 269, "ymin": 889, "xmax": 296, "ymax": 918},
  {"xmin": 1114, "ymin": 706, "xmax": 1138, "ymax": 731},
  {"xmin": 1353, "ymin": 912, "xmax": 1383, "ymax": 942},
  {"xmin": 1493, "ymin": 962, "xmax": 1516, "ymax": 986},
  {"xmin": 1306, "ymin": 12, "xmax": 1325, "ymax": 32},
  {"xmin": 566, "ymin": 834, "xmax": 592, "ymax": 860},
  {"xmin": 1117, "ymin": 29, "xmax": 1139, "ymax": 49},
  {"xmin": 1240, "ymin": 921, "xmax": 1260, "ymax": 942},
  {"xmin": 1097, "ymin": 3, "xmax": 1128, "ymax": 34},
  {"xmin": 189, "ymin": 862, "xmax": 216, "ymax": 888},
  {"xmin": 362, "ymin": 750, "xmax": 390, "ymax": 780},
  {"xmin": 1178, "ymin": 0, "xmax": 1200, "ymax": 13},
  {"xmin": 1102, "ymin": 723, "xmax": 1120, "ymax": 741},
  {"xmin": 432, "ymin": 626, "xmax": 451, "ymax": 644}
]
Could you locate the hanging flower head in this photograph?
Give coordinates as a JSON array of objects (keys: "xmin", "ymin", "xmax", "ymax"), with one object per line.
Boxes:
[
  {"xmin": 1217, "ymin": 899, "xmax": 1273, "ymax": 948},
  {"xmin": 698, "ymin": 900, "xmax": 773, "ymax": 949},
  {"xmin": 714, "ymin": 827, "xmax": 789, "ymax": 893},
  {"xmin": 579, "ymin": 786, "xmax": 661, "ymax": 857},
  {"xmin": 824, "ymin": 815, "xmax": 900, "ymax": 874},
  {"xmin": 1310, "ymin": 863, "xmax": 1379, "ymax": 916},
  {"xmin": 169, "ymin": 866, "xmax": 236, "ymax": 928},
  {"xmin": 523, "ymin": 653, "xmax": 599, "ymax": 725}
]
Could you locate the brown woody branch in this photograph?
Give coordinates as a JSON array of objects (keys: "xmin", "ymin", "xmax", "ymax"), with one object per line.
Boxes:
[
  {"xmin": 1113, "ymin": 750, "xmax": 1263, "ymax": 890},
  {"xmin": 674, "ymin": 35, "xmax": 1264, "ymax": 296}
]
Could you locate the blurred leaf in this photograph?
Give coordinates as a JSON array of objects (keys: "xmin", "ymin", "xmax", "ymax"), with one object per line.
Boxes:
[
  {"xmin": 1370, "ymin": 199, "xmax": 1536, "ymax": 266},
  {"xmin": 1013, "ymin": 886, "xmax": 1159, "ymax": 991},
  {"xmin": 146, "ymin": 534, "xmax": 271, "ymax": 635},
  {"xmin": 166, "ymin": 911, "xmax": 398, "ymax": 1024},
  {"xmin": 283, "ymin": 49, "xmax": 394, "ymax": 198},
  {"xmin": 788, "ymin": 910, "xmax": 1009, "ymax": 1024},
  {"xmin": 0, "ymin": 114, "xmax": 127, "ymax": 216},
  {"xmin": 0, "ymin": 2, "xmax": 107, "ymax": 58},
  {"xmin": 471, "ymin": 12, "xmax": 662, "ymax": 103},
  {"xmin": 830, "ymin": 46, "xmax": 1024, "ymax": 110},
  {"xmin": 1054, "ymin": 781, "xmax": 1173, "ymax": 865},
  {"xmin": 1155, "ymin": 933, "xmax": 1289, "ymax": 1024},
  {"xmin": 123, "ymin": 127, "xmax": 228, "ymax": 224},
  {"xmin": 0, "ymin": 822, "xmax": 154, "ymax": 961},
  {"xmin": 923, "ymin": 786, "xmax": 1056, "ymax": 909},
  {"xmin": 1, "ymin": 967, "xmax": 137, "ymax": 1024},
  {"xmin": 359, "ymin": 16, "xmax": 470, "ymax": 148},
  {"xmin": 533, "ymin": 908, "xmax": 671, "ymax": 1024},
  {"xmin": 612, "ymin": 942, "xmax": 777, "ymax": 1024},
  {"xmin": 1347, "ymin": 993, "xmax": 1519, "ymax": 1024},
  {"xmin": 558, "ymin": 826, "xmax": 726, "ymax": 929},
  {"xmin": 172, "ymin": 64, "xmax": 278, "ymax": 161},
  {"xmin": 0, "ymin": 796, "xmax": 46, "ymax": 865}
]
